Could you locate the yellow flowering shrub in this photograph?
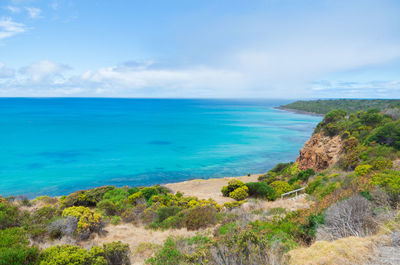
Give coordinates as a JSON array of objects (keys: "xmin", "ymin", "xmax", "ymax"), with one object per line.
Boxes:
[{"xmin": 62, "ymin": 206, "xmax": 102, "ymax": 234}]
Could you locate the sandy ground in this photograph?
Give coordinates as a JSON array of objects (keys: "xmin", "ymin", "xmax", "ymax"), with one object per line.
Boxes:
[{"xmin": 165, "ymin": 174, "xmax": 262, "ymax": 204}]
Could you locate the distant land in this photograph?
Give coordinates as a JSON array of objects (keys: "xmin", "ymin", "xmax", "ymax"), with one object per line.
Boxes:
[{"xmin": 279, "ymin": 99, "xmax": 400, "ymax": 115}]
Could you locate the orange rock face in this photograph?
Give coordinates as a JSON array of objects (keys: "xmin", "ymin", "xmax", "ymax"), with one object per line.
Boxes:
[{"xmin": 297, "ymin": 132, "xmax": 343, "ymax": 171}]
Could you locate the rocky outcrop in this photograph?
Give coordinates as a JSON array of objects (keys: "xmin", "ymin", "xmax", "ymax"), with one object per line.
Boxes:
[{"xmin": 297, "ymin": 132, "xmax": 343, "ymax": 171}]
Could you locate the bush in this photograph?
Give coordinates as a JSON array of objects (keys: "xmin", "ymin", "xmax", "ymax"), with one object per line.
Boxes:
[
  {"xmin": 0, "ymin": 201, "xmax": 19, "ymax": 229},
  {"xmin": 141, "ymin": 187, "xmax": 159, "ymax": 201},
  {"xmin": 62, "ymin": 206, "xmax": 103, "ymax": 237},
  {"xmin": 245, "ymin": 182, "xmax": 276, "ymax": 200},
  {"xmin": 367, "ymin": 120, "xmax": 400, "ymax": 149},
  {"xmin": 270, "ymin": 181, "xmax": 293, "ymax": 197},
  {"xmin": 103, "ymin": 189, "xmax": 128, "ymax": 204},
  {"xmin": 155, "ymin": 206, "xmax": 181, "ymax": 224},
  {"xmin": 371, "ymin": 171, "xmax": 400, "ymax": 204},
  {"xmin": 127, "ymin": 191, "xmax": 143, "ymax": 205},
  {"xmin": 371, "ymin": 158, "xmax": 393, "ymax": 171},
  {"xmin": 0, "ymin": 227, "xmax": 39, "ymax": 265},
  {"xmin": 182, "ymin": 206, "xmax": 218, "ymax": 230},
  {"xmin": 62, "ymin": 186, "xmax": 115, "ymax": 207},
  {"xmin": 355, "ymin": 164, "xmax": 373, "ymax": 176},
  {"xmin": 319, "ymin": 195, "xmax": 376, "ymax": 240},
  {"xmin": 38, "ymin": 245, "xmax": 107, "ymax": 265},
  {"xmin": 296, "ymin": 169, "xmax": 316, "ymax": 181},
  {"xmin": 229, "ymin": 186, "xmax": 249, "ymax": 201},
  {"xmin": 98, "ymin": 200, "xmax": 120, "ymax": 216},
  {"xmin": 146, "ymin": 237, "xmax": 183, "ymax": 265},
  {"xmin": 127, "ymin": 187, "xmax": 140, "ymax": 196},
  {"xmin": 33, "ymin": 206, "xmax": 58, "ymax": 225},
  {"xmin": 221, "ymin": 179, "xmax": 245, "ymax": 197},
  {"xmin": 103, "ymin": 241, "xmax": 131, "ymax": 265},
  {"xmin": 47, "ymin": 217, "xmax": 78, "ymax": 239},
  {"xmin": 110, "ymin": 216, "xmax": 121, "ymax": 225}
]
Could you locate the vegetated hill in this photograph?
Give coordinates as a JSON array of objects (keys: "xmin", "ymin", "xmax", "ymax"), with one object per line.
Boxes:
[
  {"xmin": 280, "ymin": 99, "xmax": 400, "ymax": 114},
  {"xmin": 1, "ymin": 107, "xmax": 400, "ymax": 264}
]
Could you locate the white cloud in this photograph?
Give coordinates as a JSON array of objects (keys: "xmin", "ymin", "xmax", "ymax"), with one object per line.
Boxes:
[
  {"xmin": 19, "ymin": 60, "xmax": 71, "ymax": 83},
  {"xmin": 25, "ymin": 7, "xmax": 42, "ymax": 19},
  {"xmin": 0, "ymin": 17, "xmax": 25, "ymax": 40},
  {"xmin": 5, "ymin": 6, "xmax": 21, "ymax": 13},
  {"xmin": 0, "ymin": 62, "xmax": 15, "ymax": 78}
]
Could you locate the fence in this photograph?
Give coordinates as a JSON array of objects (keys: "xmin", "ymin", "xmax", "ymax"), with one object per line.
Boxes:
[{"xmin": 281, "ymin": 187, "xmax": 305, "ymax": 199}]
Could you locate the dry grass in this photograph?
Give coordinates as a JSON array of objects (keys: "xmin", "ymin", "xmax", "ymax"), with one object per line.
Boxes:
[
  {"xmin": 165, "ymin": 174, "xmax": 261, "ymax": 204},
  {"xmin": 287, "ymin": 236, "xmax": 377, "ymax": 265}
]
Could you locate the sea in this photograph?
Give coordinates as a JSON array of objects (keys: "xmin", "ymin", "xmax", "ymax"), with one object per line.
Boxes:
[{"xmin": 0, "ymin": 98, "xmax": 322, "ymax": 198}]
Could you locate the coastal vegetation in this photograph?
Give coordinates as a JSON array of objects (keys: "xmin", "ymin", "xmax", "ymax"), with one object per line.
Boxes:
[
  {"xmin": 1, "ymin": 102, "xmax": 400, "ymax": 264},
  {"xmin": 280, "ymin": 99, "xmax": 400, "ymax": 115}
]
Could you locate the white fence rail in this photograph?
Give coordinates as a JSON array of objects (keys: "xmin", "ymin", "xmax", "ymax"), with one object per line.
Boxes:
[{"xmin": 281, "ymin": 187, "xmax": 305, "ymax": 199}]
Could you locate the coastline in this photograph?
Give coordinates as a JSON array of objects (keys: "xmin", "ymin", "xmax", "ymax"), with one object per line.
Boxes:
[{"xmin": 274, "ymin": 106, "xmax": 325, "ymax": 117}]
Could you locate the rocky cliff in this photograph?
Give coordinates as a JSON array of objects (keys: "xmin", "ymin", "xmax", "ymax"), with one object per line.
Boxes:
[{"xmin": 297, "ymin": 132, "xmax": 343, "ymax": 171}]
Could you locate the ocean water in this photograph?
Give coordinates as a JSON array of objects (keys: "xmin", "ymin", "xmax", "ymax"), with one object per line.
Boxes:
[{"xmin": 0, "ymin": 98, "xmax": 321, "ymax": 198}]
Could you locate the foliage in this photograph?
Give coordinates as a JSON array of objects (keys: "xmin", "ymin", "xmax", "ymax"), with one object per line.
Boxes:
[
  {"xmin": 245, "ymin": 182, "xmax": 277, "ymax": 200},
  {"xmin": 146, "ymin": 237, "xmax": 183, "ymax": 265},
  {"xmin": 229, "ymin": 186, "xmax": 249, "ymax": 201},
  {"xmin": 355, "ymin": 164, "xmax": 373, "ymax": 176},
  {"xmin": 103, "ymin": 241, "xmax": 131, "ymax": 265},
  {"xmin": 38, "ymin": 245, "xmax": 107, "ymax": 265},
  {"xmin": 110, "ymin": 216, "xmax": 121, "ymax": 225},
  {"xmin": 183, "ymin": 206, "xmax": 218, "ymax": 230},
  {"xmin": 62, "ymin": 186, "xmax": 115, "ymax": 207},
  {"xmin": 98, "ymin": 200, "xmax": 120, "ymax": 216},
  {"xmin": 270, "ymin": 181, "xmax": 293, "ymax": 197},
  {"xmin": 0, "ymin": 227, "xmax": 39, "ymax": 265},
  {"xmin": 127, "ymin": 191, "xmax": 143, "ymax": 205},
  {"xmin": 368, "ymin": 120, "xmax": 400, "ymax": 149},
  {"xmin": 371, "ymin": 170, "xmax": 400, "ymax": 203},
  {"xmin": 0, "ymin": 201, "xmax": 20, "ymax": 229},
  {"xmin": 62, "ymin": 206, "xmax": 102, "ymax": 236},
  {"xmin": 281, "ymin": 99, "xmax": 400, "ymax": 115},
  {"xmin": 221, "ymin": 179, "xmax": 246, "ymax": 197},
  {"xmin": 141, "ymin": 187, "xmax": 159, "ymax": 201},
  {"xmin": 103, "ymin": 188, "xmax": 128, "ymax": 204}
]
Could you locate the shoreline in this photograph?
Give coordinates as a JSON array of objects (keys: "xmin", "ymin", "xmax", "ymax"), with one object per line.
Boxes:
[{"xmin": 274, "ymin": 106, "xmax": 325, "ymax": 117}]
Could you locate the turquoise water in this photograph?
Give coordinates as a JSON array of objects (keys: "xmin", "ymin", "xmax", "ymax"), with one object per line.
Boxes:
[{"xmin": 0, "ymin": 98, "xmax": 321, "ymax": 198}]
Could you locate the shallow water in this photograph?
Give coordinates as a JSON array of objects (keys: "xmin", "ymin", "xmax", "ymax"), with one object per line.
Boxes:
[{"xmin": 0, "ymin": 98, "xmax": 321, "ymax": 197}]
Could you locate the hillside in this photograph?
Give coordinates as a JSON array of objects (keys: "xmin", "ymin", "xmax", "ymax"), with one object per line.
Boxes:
[
  {"xmin": 280, "ymin": 99, "xmax": 400, "ymax": 114},
  {"xmin": 1, "ymin": 106, "xmax": 400, "ymax": 264}
]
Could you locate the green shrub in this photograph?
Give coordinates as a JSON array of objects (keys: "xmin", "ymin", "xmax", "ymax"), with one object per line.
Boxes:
[
  {"xmin": 245, "ymin": 182, "xmax": 276, "ymax": 200},
  {"xmin": 0, "ymin": 201, "xmax": 19, "ymax": 229},
  {"xmin": 110, "ymin": 216, "xmax": 121, "ymax": 225},
  {"xmin": 229, "ymin": 186, "xmax": 249, "ymax": 201},
  {"xmin": 127, "ymin": 187, "xmax": 140, "ymax": 195},
  {"xmin": 38, "ymin": 245, "xmax": 107, "ymax": 265},
  {"xmin": 223, "ymin": 201, "xmax": 245, "ymax": 209},
  {"xmin": 103, "ymin": 241, "xmax": 130, "ymax": 265},
  {"xmin": 62, "ymin": 186, "xmax": 115, "ymax": 207},
  {"xmin": 314, "ymin": 182, "xmax": 339, "ymax": 200},
  {"xmin": 98, "ymin": 200, "xmax": 120, "ymax": 216},
  {"xmin": 127, "ymin": 191, "xmax": 143, "ymax": 205},
  {"xmin": 368, "ymin": 120, "xmax": 400, "ymax": 149},
  {"xmin": 270, "ymin": 181, "xmax": 293, "ymax": 197},
  {"xmin": 146, "ymin": 237, "xmax": 183, "ymax": 265},
  {"xmin": 371, "ymin": 158, "xmax": 393, "ymax": 171},
  {"xmin": 371, "ymin": 171, "xmax": 400, "ymax": 202},
  {"xmin": 355, "ymin": 164, "xmax": 373, "ymax": 176},
  {"xmin": 305, "ymin": 178, "xmax": 323, "ymax": 195},
  {"xmin": 103, "ymin": 189, "xmax": 128, "ymax": 204},
  {"xmin": 296, "ymin": 169, "xmax": 316, "ymax": 181},
  {"xmin": 141, "ymin": 187, "xmax": 159, "ymax": 201},
  {"xmin": 0, "ymin": 227, "xmax": 39, "ymax": 265},
  {"xmin": 155, "ymin": 206, "xmax": 182, "ymax": 224},
  {"xmin": 182, "ymin": 206, "xmax": 218, "ymax": 230},
  {"xmin": 221, "ymin": 179, "xmax": 246, "ymax": 197},
  {"xmin": 33, "ymin": 206, "xmax": 58, "ymax": 224}
]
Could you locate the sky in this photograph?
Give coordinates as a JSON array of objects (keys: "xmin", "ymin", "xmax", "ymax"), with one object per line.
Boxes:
[{"xmin": 0, "ymin": 0, "xmax": 400, "ymax": 98}]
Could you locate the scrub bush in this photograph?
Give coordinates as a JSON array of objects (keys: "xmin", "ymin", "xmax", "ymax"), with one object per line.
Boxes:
[
  {"xmin": 62, "ymin": 206, "xmax": 103, "ymax": 237},
  {"xmin": 221, "ymin": 179, "xmax": 246, "ymax": 197},
  {"xmin": 0, "ymin": 201, "xmax": 19, "ymax": 229},
  {"xmin": 355, "ymin": 164, "xmax": 373, "ymax": 176},
  {"xmin": 245, "ymin": 182, "xmax": 277, "ymax": 200},
  {"xmin": 141, "ymin": 187, "xmax": 159, "ymax": 201},
  {"xmin": 146, "ymin": 237, "xmax": 183, "ymax": 265},
  {"xmin": 103, "ymin": 241, "xmax": 131, "ymax": 265},
  {"xmin": 0, "ymin": 227, "xmax": 39, "ymax": 265},
  {"xmin": 47, "ymin": 216, "xmax": 78, "ymax": 239},
  {"xmin": 229, "ymin": 186, "xmax": 249, "ymax": 201},
  {"xmin": 103, "ymin": 189, "xmax": 128, "ymax": 204},
  {"xmin": 98, "ymin": 200, "xmax": 120, "ymax": 216},
  {"xmin": 38, "ymin": 245, "xmax": 107, "ymax": 265},
  {"xmin": 270, "ymin": 181, "xmax": 293, "ymax": 197},
  {"xmin": 62, "ymin": 186, "xmax": 115, "ymax": 207},
  {"xmin": 155, "ymin": 206, "xmax": 182, "ymax": 223},
  {"xmin": 127, "ymin": 191, "xmax": 143, "ymax": 205},
  {"xmin": 182, "ymin": 205, "xmax": 218, "ymax": 230}
]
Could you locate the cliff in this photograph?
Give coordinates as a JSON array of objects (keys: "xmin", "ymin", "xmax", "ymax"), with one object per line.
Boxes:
[{"xmin": 297, "ymin": 132, "xmax": 343, "ymax": 171}]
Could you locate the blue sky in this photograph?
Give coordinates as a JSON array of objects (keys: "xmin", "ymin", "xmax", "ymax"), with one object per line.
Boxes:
[{"xmin": 0, "ymin": 0, "xmax": 400, "ymax": 98}]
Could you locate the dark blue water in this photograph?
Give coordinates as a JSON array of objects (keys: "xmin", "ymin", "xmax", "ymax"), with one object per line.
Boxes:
[{"xmin": 0, "ymin": 98, "xmax": 321, "ymax": 197}]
